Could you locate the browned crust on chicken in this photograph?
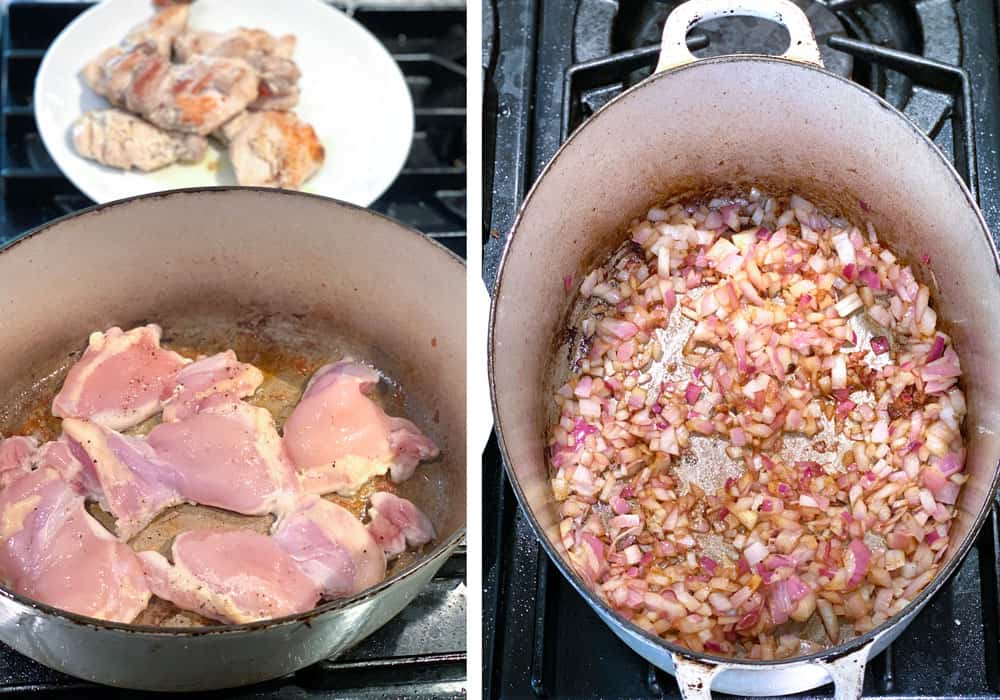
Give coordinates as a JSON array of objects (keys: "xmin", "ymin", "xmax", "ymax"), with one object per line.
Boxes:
[
  {"xmin": 229, "ymin": 111, "xmax": 324, "ymax": 188},
  {"xmin": 173, "ymin": 28, "xmax": 300, "ymax": 111},
  {"xmin": 85, "ymin": 44, "xmax": 259, "ymax": 135}
]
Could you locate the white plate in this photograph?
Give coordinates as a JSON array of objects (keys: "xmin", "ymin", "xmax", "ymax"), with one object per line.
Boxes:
[{"xmin": 34, "ymin": 0, "xmax": 414, "ymax": 206}]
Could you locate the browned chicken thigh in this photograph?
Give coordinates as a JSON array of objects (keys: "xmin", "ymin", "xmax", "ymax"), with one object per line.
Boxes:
[
  {"xmin": 84, "ymin": 44, "xmax": 259, "ymax": 135},
  {"xmin": 174, "ymin": 28, "xmax": 300, "ymax": 110},
  {"xmin": 229, "ymin": 111, "xmax": 324, "ymax": 188},
  {"xmin": 81, "ymin": 4, "xmax": 188, "ymax": 89},
  {"xmin": 173, "ymin": 28, "xmax": 296, "ymax": 62},
  {"xmin": 75, "ymin": 6, "xmax": 324, "ymax": 187},
  {"xmin": 125, "ymin": 4, "xmax": 190, "ymax": 56},
  {"xmin": 73, "ymin": 109, "xmax": 207, "ymax": 171}
]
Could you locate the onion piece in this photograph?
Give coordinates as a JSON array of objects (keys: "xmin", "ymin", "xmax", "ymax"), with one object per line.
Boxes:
[
  {"xmin": 685, "ymin": 382, "xmax": 702, "ymax": 405},
  {"xmin": 858, "ymin": 267, "xmax": 881, "ymax": 290},
  {"xmin": 846, "ymin": 539, "xmax": 871, "ymax": 587},
  {"xmin": 832, "ymin": 232, "xmax": 856, "ymax": 265},
  {"xmin": 831, "ymin": 355, "xmax": 847, "ymax": 390},
  {"xmin": 834, "ymin": 293, "xmax": 863, "ymax": 317}
]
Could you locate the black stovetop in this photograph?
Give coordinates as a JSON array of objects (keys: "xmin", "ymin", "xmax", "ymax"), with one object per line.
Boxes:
[
  {"xmin": 0, "ymin": 2, "xmax": 467, "ymax": 697},
  {"xmin": 483, "ymin": 1, "xmax": 1000, "ymax": 698}
]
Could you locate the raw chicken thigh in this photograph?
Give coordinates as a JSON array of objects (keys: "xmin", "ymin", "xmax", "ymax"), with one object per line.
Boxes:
[
  {"xmin": 366, "ymin": 492, "xmax": 436, "ymax": 559},
  {"xmin": 161, "ymin": 350, "xmax": 264, "ymax": 422},
  {"xmin": 272, "ymin": 496, "xmax": 386, "ymax": 598},
  {"xmin": 284, "ymin": 361, "xmax": 439, "ymax": 496},
  {"xmin": 139, "ymin": 529, "xmax": 319, "ymax": 624},
  {"xmin": 0, "ymin": 321, "xmax": 439, "ymax": 624},
  {"xmin": 0, "ymin": 436, "xmax": 37, "ymax": 488},
  {"xmin": 65, "ymin": 400, "xmax": 298, "ymax": 532},
  {"xmin": 147, "ymin": 400, "xmax": 299, "ymax": 516},
  {"xmin": 0, "ymin": 466, "xmax": 150, "ymax": 622},
  {"xmin": 36, "ymin": 437, "xmax": 103, "ymax": 502},
  {"xmin": 62, "ymin": 419, "xmax": 184, "ymax": 540},
  {"xmin": 52, "ymin": 324, "xmax": 189, "ymax": 431}
]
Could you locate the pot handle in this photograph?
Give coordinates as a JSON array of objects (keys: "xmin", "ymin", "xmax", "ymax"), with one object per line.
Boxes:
[
  {"xmin": 671, "ymin": 633, "xmax": 879, "ymax": 700},
  {"xmin": 671, "ymin": 653, "xmax": 721, "ymax": 700},
  {"xmin": 815, "ymin": 641, "xmax": 872, "ymax": 700},
  {"xmin": 655, "ymin": 0, "xmax": 824, "ymax": 74}
]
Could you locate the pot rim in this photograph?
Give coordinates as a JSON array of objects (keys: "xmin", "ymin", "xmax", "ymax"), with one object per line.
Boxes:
[
  {"xmin": 488, "ymin": 52, "xmax": 1000, "ymax": 668},
  {"xmin": 0, "ymin": 186, "xmax": 467, "ymax": 637}
]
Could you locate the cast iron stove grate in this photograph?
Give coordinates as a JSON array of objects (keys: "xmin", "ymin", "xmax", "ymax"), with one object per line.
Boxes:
[
  {"xmin": 484, "ymin": 1, "xmax": 1000, "ymax": 697},
  {"xmin": 0, "ymin": 2, "xmax": 467, "ymax": 697}
]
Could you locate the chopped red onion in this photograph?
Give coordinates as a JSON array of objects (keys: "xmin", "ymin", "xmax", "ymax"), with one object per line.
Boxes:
[
  {"xmin": 685, "ymin": 382, "xmax": 702, "ymax": 405},
  {"xmin": 870, "ymin": 336, "xmax": 890, "ymax": 355},
  {"xmin": 857, "ymin": 267, "xmax": 881, "ymax": 290},
  {"xmin": 549, "ymin": 191, "xmax": 965, "ymax": 661},
  {"xmin": 846, "ymin": 539, "xmax": 871, "ymax": 587}
]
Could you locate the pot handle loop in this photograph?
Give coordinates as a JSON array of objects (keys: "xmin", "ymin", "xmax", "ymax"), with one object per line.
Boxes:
[
  {"xmin": 816, "ymin": 640, "xmax": 875, "ymax": 700},
  {"xmin": 671, "ymin": 653, "xmax": 722, "ymax": 700},
  {"xmin": 655, "ymin": 0, "xmax": 824, "ymax": 73}
]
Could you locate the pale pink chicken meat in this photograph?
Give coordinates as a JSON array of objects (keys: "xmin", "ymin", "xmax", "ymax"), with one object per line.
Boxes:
[
  {"xmin": 161, "ymin": 350, "xmax": 264, "ymax": 422},
  {"xmin": 0, "ymin": 466, "xmax": 150, "ymax": 622},
  {"xmin": 0, "ymin": 436, "xmax": 37, "ymax": 488},
  {"xmin": 146, "ymin": 400, "xmax": 298, "ymax": 516},
  {"xmin": 139, "ymin": 529, "xmax": 319, "ymax": 624},
  {"xmin": 64, "ymin": 398, "xmax": 298, "ymax": 531},
  {"xmin": 36, "ymin": 437, "xmax": 103, "ymax": 502},
  {"xmin": 284, "ymin": 361, "xmax": 439, "ymax": 497},
  {"xmin": 272, "ymin": 496, "xmax": 386, "ymax": 599},
  {"xmin": 52, "ymin": 324, "xmax": 189, "ymax": 431},
  {"xmin": 366, "ymin": 492, "xmax": 436, "ymax": 559},
  {"xmin": 62, "ymin": 419, "xmax": 183, "ymax": 540},
  {"xmin": 386, "ymin": 416, "xmax": 442, "ymax": 482}
]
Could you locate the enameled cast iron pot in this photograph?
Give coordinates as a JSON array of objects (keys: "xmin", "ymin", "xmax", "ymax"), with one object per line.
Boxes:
[
  {"xmin": 489, "ymin": 1, "xmax": 1000, "ymax": 696},
  {"xmin": 0, "ymin": 188, "xmax": 466, "ymax": 691}
]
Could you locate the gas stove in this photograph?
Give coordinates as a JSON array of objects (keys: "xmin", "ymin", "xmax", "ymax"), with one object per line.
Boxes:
[
  {"xmin": 483, "ymin": 1, "xmax": 1000, "ymax": 697},
  {"xmin": 0, "ymin": 1, "xmax": 466, "ymax": 697}
]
